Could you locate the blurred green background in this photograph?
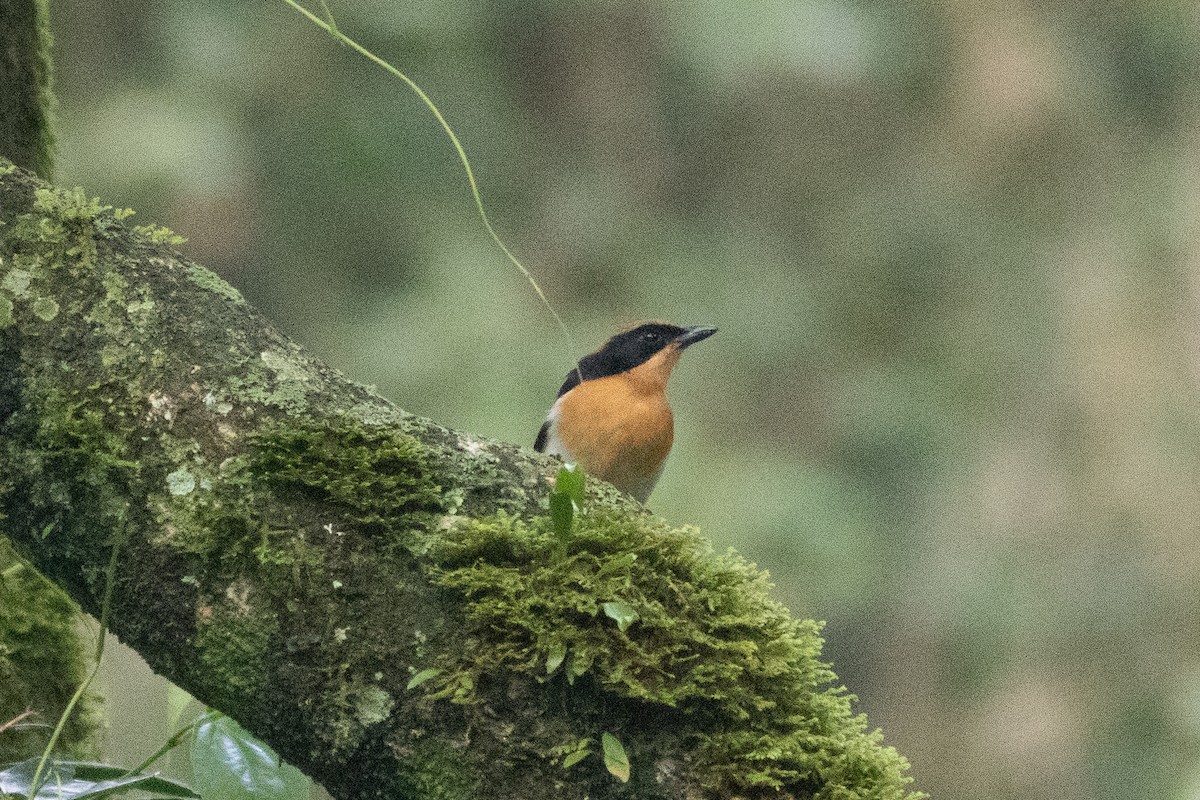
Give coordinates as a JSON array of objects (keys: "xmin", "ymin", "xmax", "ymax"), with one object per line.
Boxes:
[{"xmin": 44, "ymin": 1, "xmax": 1200, "ymax": 797}]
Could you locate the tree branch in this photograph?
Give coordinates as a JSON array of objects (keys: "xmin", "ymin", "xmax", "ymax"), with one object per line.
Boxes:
[{"xmin": 0, "ymin": 162, "xmax": 920, "ymax": 800}]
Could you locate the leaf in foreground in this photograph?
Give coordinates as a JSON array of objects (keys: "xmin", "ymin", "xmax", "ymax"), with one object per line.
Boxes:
[
  {"xmin": 0, "ymin": 758, "xmax": 198, "ymax": 799},
  {"xmin": 192, "ymin": 714, "xmax": 311, "ymax": 800},
  {"xmin": 601, "ymin": 732, "xmax": 631, "ymax": 783}
]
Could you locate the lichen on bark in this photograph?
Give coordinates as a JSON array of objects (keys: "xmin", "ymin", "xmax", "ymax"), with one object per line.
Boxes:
[{"xmin": 0, "ymin": 161, "xmax": 922, "ymax": 800}]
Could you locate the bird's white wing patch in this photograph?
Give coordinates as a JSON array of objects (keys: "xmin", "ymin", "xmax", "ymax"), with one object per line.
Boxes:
[{"xmin": 541, "ymin": 398, "xmax": 575, "ymax": 461}]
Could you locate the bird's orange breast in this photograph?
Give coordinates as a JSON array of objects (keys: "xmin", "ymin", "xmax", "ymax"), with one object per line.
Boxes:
[{"xmin": 553, "ymin": 369, "xmax": 675, "ymax": 502}]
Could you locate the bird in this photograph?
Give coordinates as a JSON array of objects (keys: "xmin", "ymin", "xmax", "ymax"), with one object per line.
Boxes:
[{"xmin": 535, "ymin": 322, "xmax": 717, "ymax": 503}]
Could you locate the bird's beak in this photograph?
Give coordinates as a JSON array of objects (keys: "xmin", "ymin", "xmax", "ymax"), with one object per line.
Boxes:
[{"xmin": 675, "ymin": 326, "xmax": 717, "ymax": 349}]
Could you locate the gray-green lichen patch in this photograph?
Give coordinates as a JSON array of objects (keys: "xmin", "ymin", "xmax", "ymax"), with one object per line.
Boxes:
[
  {"xmin": 2, "ymin": 267, "xmax": 31, "ymax": 297},
  {"xmin": 125, "ymin": 297, "xmax": 155, "ymax": 325},
  {"xmin": 351, "ymin": 683, "xmax": 395, "ymax": 727},
  {"xmin": 0, "ymin": 296, "xmax": 13, "ymax": 327},
  {"xmin": 185, "ymin": 263, "xmax": 243, "ymax": 303},
  {"xmin": 167, "ymin": 467, "xmax": 196, "ymax": 496},
  {"xmin": 220, "ymin": 348, "xmax": 326, "ymax": 415},
  {"xmin": 345, "ymin": 399, "xmax": 409, "ymax": 429},
  {"xmin": 260, "ymin": 349, "xmax": 308, "ymax": 384},
  {"xmin": 31, "ymin": 295, "xmax": 58, "ymax": 320},
  {"xmin": 203, "ymin": 391, "xmax": 235, "ymax": 416}
]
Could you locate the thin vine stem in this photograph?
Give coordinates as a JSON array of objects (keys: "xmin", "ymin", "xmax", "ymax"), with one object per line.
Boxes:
[
  {"xmin": 29, "ymin": 527, "xmax": 125, "ymax": 796},
  {"xmin": 279, "ymin": 0, "xmax": 583, "ymax": 381}
]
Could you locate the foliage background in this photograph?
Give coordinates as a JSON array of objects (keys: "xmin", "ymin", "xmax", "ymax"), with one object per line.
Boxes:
[{"xmin": 44, "ymin": 1, "xmax": 1200, "ymax": 798}]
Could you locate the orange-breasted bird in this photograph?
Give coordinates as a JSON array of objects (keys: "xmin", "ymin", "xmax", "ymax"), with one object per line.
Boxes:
[{"xmin": 534, "ymin": 322, "xmax": 717, "ymax": 503}]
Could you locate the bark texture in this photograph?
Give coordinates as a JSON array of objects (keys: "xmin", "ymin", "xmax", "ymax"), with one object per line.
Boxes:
[
  {"xmin": 0, "ymin": 0, "xmax": 55, "ymax": 177},
  {"xmin": 0, "ymin": 162, "xmax": 920, "ymax": 800}
]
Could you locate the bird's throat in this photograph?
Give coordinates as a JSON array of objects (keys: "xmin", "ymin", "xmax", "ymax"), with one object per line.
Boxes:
[{"xmin": 623, "ymin": 344, "xmax": 681, "ymax": 395}]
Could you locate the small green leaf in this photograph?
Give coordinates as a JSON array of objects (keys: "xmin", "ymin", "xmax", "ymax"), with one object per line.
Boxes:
[
  {"xmin": 601, "ymin": 732, "xmax": 630, "ymax": 783},
  {"xmin": 549, "ymin": 492, "xmax": 574, "ymax": 538},
  {"xmin": 555, "ymin": 464, "xmax": 586, "ymax": 506},
  {"xmin": 602, "ymin": 600, "xmax": 640, "ymax": 632},
  {"xmin": 566, "ymin": 648, "xmax": 594, "ymax": 685},
  {"xmin": 406, "ymin": 668, "xmax": 441, "ymax": 690},
  {"xmin": 561, "ymin": 749, "xmax": 592, "ymax": 769},
  {"xmin": 568, "ymin": 649, "xmax": 593, "ymax": 679},
  {"xmin": 545, "ymin": 641, "xmax": 567, "ymax": 674}
]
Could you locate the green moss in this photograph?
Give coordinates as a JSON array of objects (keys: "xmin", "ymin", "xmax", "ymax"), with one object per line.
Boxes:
[
  {"xmin": 250, "ymin": 520, "xmax": 327, "ymax": 579},
  {"xmin": 2, "ymin": 184, "xmax": 107, "ymax": 312},
  {"xmin": 194, "ymin": 599, "xmax": 278, "ymax": 708},
  {"xmin": 248, "ymin": 421, "xmax": 445, "ymax": 534},
  {"xmin": 31, "ymin": 186, "xmax": 109, "ymax": 224},
  {"xmin": 0, "ymin": 295, "xmax": 12, "ymax": 327},
  {"xmin": 132, "ymin": 223, "xmax": 187, "ymax": 247},
  {"xmin": 396, "ymin": 737, "xmax": 478, "ymax": 800},
  {"xmin": 160, "ymin": 417, "xmax": 446, "ymax": 568},
  {"xmin": 12, "ymin": 386, "xmax": 141, "ymax": 551},
  {"xmin": 0, "ymin": 540, "xmax": 101, "ymax": 761},
  {"xmin": 426, "ymin": 512, "xmax": 920, "ymax": 799},
  {"xmin": 0, "ymin": 1, "xmax": 56, "ymax": 178}
]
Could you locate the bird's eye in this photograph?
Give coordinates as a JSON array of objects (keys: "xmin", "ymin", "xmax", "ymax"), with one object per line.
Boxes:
[{"xmin": 643, "ymin": 333, "xmax": 658, "ymax": 341}]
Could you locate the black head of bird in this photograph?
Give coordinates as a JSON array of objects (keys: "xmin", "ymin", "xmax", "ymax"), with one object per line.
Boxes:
[{"xmin": 535, "ymin": 322, "xmax": 717, "ymax": 503}]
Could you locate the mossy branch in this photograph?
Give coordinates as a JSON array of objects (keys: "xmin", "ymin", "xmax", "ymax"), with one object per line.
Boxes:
[{"xmin": 0, "ymin": 162, "xmax": 922, "ymax": 800}]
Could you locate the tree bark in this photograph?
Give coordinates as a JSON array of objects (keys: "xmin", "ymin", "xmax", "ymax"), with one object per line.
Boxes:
[
  {"xmin": 0, "ymin": 0, "xmax": 106, "ymax": 762},
  {"xmin": 0, "ymin": 0, "xmax": 55, "ymax": 178},
  {"xmin": 0, "ymin": 161, "xmax": 920, "ymax": 800}
]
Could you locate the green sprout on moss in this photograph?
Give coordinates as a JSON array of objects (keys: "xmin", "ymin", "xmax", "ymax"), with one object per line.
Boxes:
[
  {"xmin": 406, "ymin": 668, "xmax": 441, "ymax": 691},
  {"xmin": 548, "ymin": 737, "xmax": 593, "ymax": 771},
  {"xmin": 549, "ymin": 464, "xmax": 585, "ymax": 540}
]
